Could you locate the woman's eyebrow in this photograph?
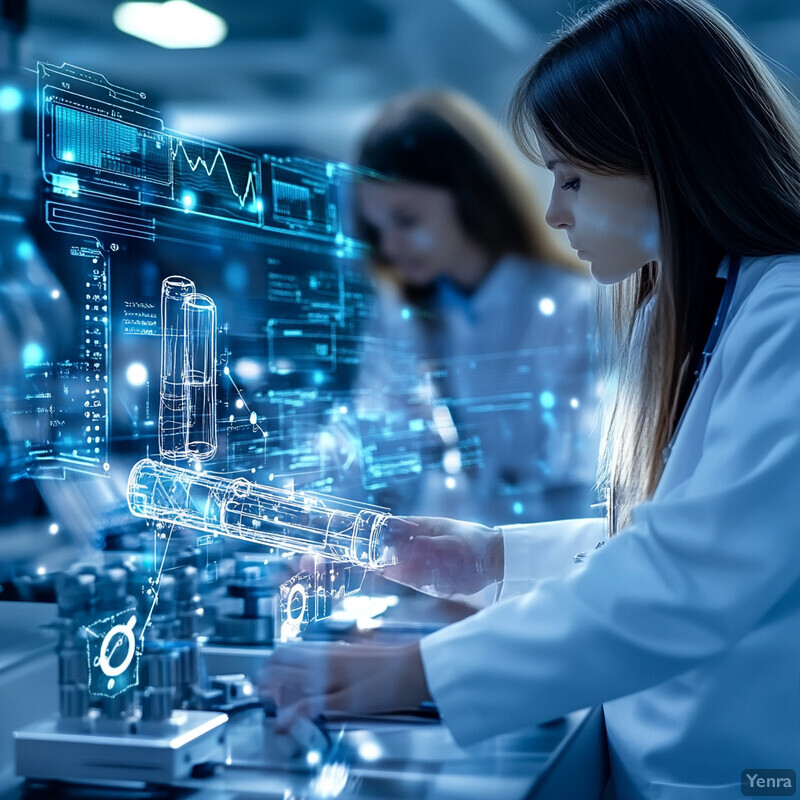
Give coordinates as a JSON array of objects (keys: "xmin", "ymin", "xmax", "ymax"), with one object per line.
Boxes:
[{"xmin": 546, "ymin": 159, "xmax": 566, "ymax": 170}]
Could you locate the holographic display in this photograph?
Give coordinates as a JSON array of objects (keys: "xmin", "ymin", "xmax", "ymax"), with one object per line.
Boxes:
[{"xmin": 8, "ymin": 61, "xmax": 598, "ymax": 636}]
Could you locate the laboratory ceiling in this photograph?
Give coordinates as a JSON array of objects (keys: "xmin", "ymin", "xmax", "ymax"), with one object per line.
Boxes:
[{"xmin": 16, "ymin": 0, "xmax": 800, "ymax": 158}]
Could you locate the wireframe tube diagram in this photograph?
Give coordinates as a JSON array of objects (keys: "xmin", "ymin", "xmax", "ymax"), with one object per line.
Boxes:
[
  {"xmin": 183, "ymin": 293, "xmax": 217, "ymax": 460},
  {"xmin": 134, "ymin": 274, "xmax": 396, "ymax": 637},
  {"xmin": 127, "ymin": 459, "xmax": 394, "ymax": 569},
  {"xmin": 158, "ymin": 276, "xmax": 217, "ymax": 461},
  {"xmin": 159, "ymin": 276, "xmax": 193, "ymax": 458}
]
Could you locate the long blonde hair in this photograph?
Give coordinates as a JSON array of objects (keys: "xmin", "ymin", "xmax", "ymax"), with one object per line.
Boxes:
[{"xmin": 509, "ymin": 0, "xmax": 800, "ymax": 530}]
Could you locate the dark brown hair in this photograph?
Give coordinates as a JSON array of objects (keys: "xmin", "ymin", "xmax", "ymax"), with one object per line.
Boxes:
[{"xmin": 509, "ymin": 0, "xmax": 800, "ymax": 530}]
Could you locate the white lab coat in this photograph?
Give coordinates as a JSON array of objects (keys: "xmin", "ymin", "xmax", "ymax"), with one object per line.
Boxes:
[
  {"xmin": 351, "ymin": 255, "xmax": 599, "ymax": 525},
  {"xmin": 420, "ymin": 253, "xmax": 800, "ymax": 799}
]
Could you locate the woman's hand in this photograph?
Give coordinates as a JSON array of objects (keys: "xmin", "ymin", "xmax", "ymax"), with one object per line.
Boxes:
[
  {"xmin": 379, "ymin": 516, "xmax": 504, "ymax": 597},
  {"xmin": 260, "ymin": 641, "xmax": 431, "ymax": 730}
]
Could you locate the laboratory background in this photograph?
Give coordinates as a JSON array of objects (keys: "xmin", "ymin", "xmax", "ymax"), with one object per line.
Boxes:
[{"xmin": 0, "ymin": 1, "xmax": 796, "ymax": 798}]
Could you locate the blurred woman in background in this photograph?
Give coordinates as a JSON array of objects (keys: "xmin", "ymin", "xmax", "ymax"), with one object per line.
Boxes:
[{"xmin": 350, "ymin": 90, "xmax": 600, "ymax": 527}]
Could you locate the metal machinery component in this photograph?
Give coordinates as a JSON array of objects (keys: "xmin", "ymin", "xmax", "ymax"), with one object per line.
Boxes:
[
  {"xmin": 207, "ymin": 674, "xmax": 260, "ymax": 714},
  {"xmin": 14, "ymin": 562, "xmax": 229, "ymax": 786},
  {"xmin": 15, "ymin": 707, "xmax": 228, "ymax": 785},
  {"xmin": 214, "ymin": 557, "xmax": 279, "ymax": 646}
]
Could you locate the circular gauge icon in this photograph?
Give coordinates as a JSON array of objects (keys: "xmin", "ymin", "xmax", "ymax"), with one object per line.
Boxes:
[
  {"xmin": 93, "ymin": 614, "xmax": 137, "ymax": 690},
  {"xmin": 286, "ymin": 582, "xmax": 308, "ymax": 627}
]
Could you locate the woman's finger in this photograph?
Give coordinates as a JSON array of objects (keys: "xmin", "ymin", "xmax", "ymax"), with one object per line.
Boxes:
[
  {"xmin": 275, "ymin": 694, "xmax": 327, "ymax": 733},
  {"xmin": 275, "ymin": 685, "xmax": 366, "ymax": 733}
]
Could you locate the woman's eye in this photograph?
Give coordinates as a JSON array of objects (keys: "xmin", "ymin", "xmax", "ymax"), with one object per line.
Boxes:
[{"xmin": 561, "ymin": 178, "xmax": 580, "ymax": 192}]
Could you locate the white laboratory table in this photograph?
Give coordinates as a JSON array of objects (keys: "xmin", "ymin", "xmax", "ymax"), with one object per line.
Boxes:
[{"xmin": 0, "ymin": 600, "xmax": 608, "ymax": 799}]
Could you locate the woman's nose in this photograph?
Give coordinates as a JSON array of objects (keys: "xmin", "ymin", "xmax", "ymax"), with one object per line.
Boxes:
[{"xmin": 545, "ymin": 193, "xmax": 572, "ymax": 230}]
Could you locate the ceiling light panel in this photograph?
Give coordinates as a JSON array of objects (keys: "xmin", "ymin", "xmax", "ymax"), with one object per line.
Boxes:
[{"xmin": 113, "ymin": 1, "xmax": 227, "ymax": 49}]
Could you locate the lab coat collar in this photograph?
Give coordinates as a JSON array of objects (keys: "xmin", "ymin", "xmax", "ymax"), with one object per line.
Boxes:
[{"xmin": 721, "ymin": 253, "xmax": 800, "ymax": 335}]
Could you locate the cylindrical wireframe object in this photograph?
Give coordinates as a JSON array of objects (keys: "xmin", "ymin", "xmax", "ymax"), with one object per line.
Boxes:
[
  {"xmin": 183, "ymin": 293, "xmax": 217, "ymax": 460},
  {"xmin": 159, "ymin": 276, "xmax": 195, "ymax": 460},
  {"xmin": 127, "ymin": 458, "xmax": 393, "ymax": 568}
]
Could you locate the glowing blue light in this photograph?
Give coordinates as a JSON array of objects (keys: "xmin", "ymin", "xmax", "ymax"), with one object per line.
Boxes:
[
  {"xmin": 401, "ymin": 308, "xmax": 411, "ymax": 321},
  {"xmin": 513, "ymin": 501, "xmax": 524, "ymax": 515},
  {"xmin": 181, "ymin": 191, "xmax": 196, "ymax": 210},
  {"xmin": 256, "ymin": 199, "xmax": 264, "ymax": 212},
  {"xmin": 539, "ymin": 390, "xmax": 556, "ymax": 410},
  {"xmin": 22, "ymin": 342, "xmax": 45, "ymax": 368},
  {"xmin": 53, "ymin": 174, "xmax": 80, "ymax": 197},
  {"xmin": 538, "ymin": 297, "xmax": 556, "ymax": 316},
  {"xmin": 234, "ymin": 358, "xmax": 261, "ymax": 380},
  {"xmin": 61, "ymin": 151, "xmax": 75, "ymax": 162},
  {"xmin": 358, "ymin": 740, "xmax": 382, "ymax": 762},
  {"xmin": 313, "ymin": 371, "xmax": 325, "ymax": 386},
  {"xmin": 126, "ymin": 362, "xmax": 148, "ymax": 387},
  {"xmin": 0, "ymin": 85, "xmax": 22, "ymax": 112},
  {"xmin": 16, "ymin": 240, "xmax": 34, "ymax": 260},
  {"xmin": 319, "ymin": 431, "xmax": 336, "ymax": 451}
]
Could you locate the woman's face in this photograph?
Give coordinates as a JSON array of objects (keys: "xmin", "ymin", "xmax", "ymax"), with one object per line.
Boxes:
[
  {"xmin": 358, "ymin": 180, "xmax": 488, "ymax": 289},
  {"xmin": 538, "ymin": 139, "xmax": 660, "ymax": 284}
]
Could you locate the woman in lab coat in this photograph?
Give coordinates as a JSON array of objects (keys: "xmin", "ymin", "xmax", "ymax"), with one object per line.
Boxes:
[
  {"xmin": 263, "ymin": 0, "xmax": 800, "ymax": 796},
  {"xmin": 348, "ymin": 90, "xmax": 599, "ymax": 526}
]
